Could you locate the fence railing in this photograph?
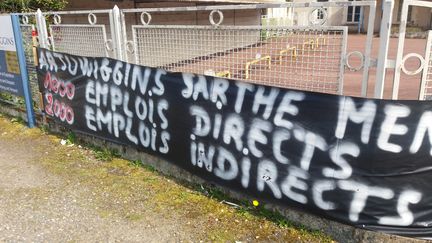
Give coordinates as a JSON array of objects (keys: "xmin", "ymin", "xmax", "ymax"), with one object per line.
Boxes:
[
  {"xmin": 8, "ymin": 0, "xmax": 432, "ymax": 106},
  {"xmin": 392, "ymin": 0, "xmax": 432, "ymax": 100}
]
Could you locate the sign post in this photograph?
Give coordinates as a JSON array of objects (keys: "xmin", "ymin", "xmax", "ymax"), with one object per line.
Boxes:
[{"xmin": 0, "ymin": 14, "xmax": 35, "ymax": 127}]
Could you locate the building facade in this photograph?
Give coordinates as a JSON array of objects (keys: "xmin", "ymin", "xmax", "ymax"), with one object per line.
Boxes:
[{"xmin": 266, "ymin": 0, "xmax": 432, "ymax": 33}]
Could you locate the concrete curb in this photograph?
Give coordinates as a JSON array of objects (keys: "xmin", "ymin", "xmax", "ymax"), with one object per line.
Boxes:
[{"xmin": 390, "ymin": 32, "xmax": 428, "ymax": 39}]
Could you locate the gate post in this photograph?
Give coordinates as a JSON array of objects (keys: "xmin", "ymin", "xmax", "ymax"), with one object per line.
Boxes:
[
  {"xmin": 109, "ymin": 5, "xmax": 126, "ymax": 61},
  {"xmin": 11, "ymin": 14, "xmax": 36, "ymax": 128},
  {"xmin": 35, "ymin": 9, "xmax": 49, "ymax": 49},
  {"xmin": 374, "ymin": 0, "xmax": 394, "ymax": 99},
  {"xmin": 392, "ymin": 0, "xmax": 412, "ymax": 100},
  {"xmin": 419, "ymin": 31, "xmax": 432, "ymax": 100},
  {"xmin": 360, "ymin": 1, "xmax": 376, "ymax": 97}
]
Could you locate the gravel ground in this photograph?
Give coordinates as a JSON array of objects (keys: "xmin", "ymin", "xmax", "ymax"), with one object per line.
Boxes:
[
  {"xmin": 0, "ymin": 115, "xmax": 332, "ymax": 242},
  {"xmin": 0, "ymin": 123, "xmax": 193, "ymax": 242}
]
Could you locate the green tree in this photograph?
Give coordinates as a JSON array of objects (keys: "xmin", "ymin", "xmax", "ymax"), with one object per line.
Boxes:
[{"xmin": 0, "ymin": 0, "xmax": 67, "ymax": 13}]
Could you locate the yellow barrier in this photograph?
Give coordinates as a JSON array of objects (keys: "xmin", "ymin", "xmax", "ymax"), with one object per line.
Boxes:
[
  {"xmin": 245, "ymin": 55, "xmax": 271, "ymax": 80},
  {"xmin": 279, "ymin": 46, "xmax": 297, "ymax": 64},
  {"xmin": 215, "ymin": 70, "xmax": 231, "ymax": 78},
  {"xmin": 302, "ymin": 39, "xmax": 315, "ymax": 54}
]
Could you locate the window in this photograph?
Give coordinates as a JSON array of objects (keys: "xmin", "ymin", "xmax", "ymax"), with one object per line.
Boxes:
[
  {"xmin": 347, "ymin": 0, "xmax": 362, "ymax": 23},
  {"xmin": 397, "ymin": 0, "xmax": 413, "ymax": 23},
  {"xmin": 317, "ymin": 8, "xmax": 325, "ymax": 20},
  {"xmin": 397, "ymin": 0, "xmax": 402, "ymax": 21},
  {"xmin": 317, "ymin": 0, "xmax": 328, "ymax": 20}
]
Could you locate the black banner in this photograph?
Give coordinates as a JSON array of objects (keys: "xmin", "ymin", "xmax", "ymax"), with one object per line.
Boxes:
[{"xmin": 37, "ymin": 48, "xmax": 432, "ymax": 238}]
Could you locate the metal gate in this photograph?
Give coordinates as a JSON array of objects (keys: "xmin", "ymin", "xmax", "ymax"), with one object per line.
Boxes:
[
  {"xmin": 389, "ymin": 0, "xmax": 432, "ymax": 100},
  {"xmin": 34, "ymin": 8, "xmax": 124, "ymax": 59},
  {"xmin": 15, "ymin": 0, "xmax": 432, "ymax": 101},
  {"xmin": 17, "ymin": 15, "xmax": 39, "ymax": 109},
  {"xmin": 420, "ymin": 31, "xmax": 432, "ymax": 100},
  {"xmin": 49, "ymin": 17, "xmax": 109, "ymax": 57},
  {"xmin": 119, "ymin": 1, "xmax": 378, "ymax": 95},
  {"xmin": 130, "ymin": 24, "xmax": 347, "ymax": 94}
]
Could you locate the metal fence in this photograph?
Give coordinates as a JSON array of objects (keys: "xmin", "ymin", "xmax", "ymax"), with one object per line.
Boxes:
[
  {"xmin": 121, "ymin": 1, "xmax": 376, "ymax": 96},
  {"xmin": 392, "ymin": 0, "xmax": 432, "ymax": 100},
  {"xmin": 44, "ymin": 10, "xmax": 115, "ymax": 59},
  {"xmin": 50, "ymin": 24, "xmax": 109, "ymax": 57},
  {"xmin": 131, "ymin": 25, "xmax": 346, "ymax": 93},
  {"xmin": 11, "ymin": 0, "xmax": 432, "ymax": 103},
  {"xmin": 419, "ymin": 31, "xmax": 432, "ymax": 100},
  {"xmin": 19, "ymin": 20, "xmax": 39, "ymax": 109}
]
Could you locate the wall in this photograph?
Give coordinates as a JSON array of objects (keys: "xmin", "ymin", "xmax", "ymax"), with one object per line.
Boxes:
[
  {"xmin": 327, "ymin": 6, "xmax": 344, "ymax": 27},
  {"xmin": 361, "ymin": 2, "xmax": 379, "ymax": 33},
  {"xmin": 289, "ymin": 0, "xmax": 369, "ymax": 33},
  {"xmin": 286, "ymin": 0, "xmax": 411, "ymax": 34},
  {"xmin": 58, "ymin": 0, "xmax": 429, "ymax": 34},
  {"xmin": 393, "ymin": 0, "xmax": 432, "ymax": 30},
  {"xmin": 411, "ymin": 7, "xmax": 432, "ymax": 30},
  {"xmin": 60, "ymin": 0, "xmax": 261, "ymax": 27},
  {"xmin": 371, "ymin": 1, "xmax": 382, "ymax": 33}
]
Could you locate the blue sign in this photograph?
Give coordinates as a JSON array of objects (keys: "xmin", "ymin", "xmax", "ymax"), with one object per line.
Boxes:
[{"xmin": 0, "ymin": 15, "xmax": 24, "ymax": 96}]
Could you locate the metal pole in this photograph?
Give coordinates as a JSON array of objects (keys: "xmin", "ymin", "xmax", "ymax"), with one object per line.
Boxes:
[
  {"xmin": 339, "ymin": 27, "xmax": 349, "ymax": 95},
  {"xmin": 391, "ymin": 0, "xmax": 410, "ymax": 100},
  {"xmin": 11, "ymin": 14, "xmax": 36, "ymax": 128},
  {"xmin": 374, "ymin": 0, "xmax": 394, "ymax": 99},
  {"xmin": 35, "ymin": 9, "xmax": 49, "ymax": 49},
  {"xmin": 110, "ymin": 5, "xmax": 125, "ymax": 61},
  {"xmin": 361, "ymin": 2, "xmax": 376, "ymax": 97},
  {"xmin": 121, "ymin": 10, "xmax": 128, "ymax": 61},
  {"xmin": 109, "ymin": 8, "xmax": 117, "ymax": 58},
  {"xmin": 418, "ymin": 31, "xmax": 432, "ymax": 100},
  {"xmin": 358, "ymin": 6, "xmax": 363, "ymax": 34}
]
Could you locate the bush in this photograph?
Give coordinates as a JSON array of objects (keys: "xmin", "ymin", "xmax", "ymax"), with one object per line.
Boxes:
[{"xmin": 0, "ymin": 0, "xmax": 67, "ymax": 13}]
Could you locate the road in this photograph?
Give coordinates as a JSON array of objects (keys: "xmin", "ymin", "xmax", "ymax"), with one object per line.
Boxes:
[{"xmin": 0, "ymin": 115, "xmax": 331, "ymax": 242}]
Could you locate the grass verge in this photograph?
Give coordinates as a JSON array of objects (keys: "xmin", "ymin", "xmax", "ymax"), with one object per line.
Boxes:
[{"xmin": 0, "ymin": 113, "xmax": 333, "ymax": 242}]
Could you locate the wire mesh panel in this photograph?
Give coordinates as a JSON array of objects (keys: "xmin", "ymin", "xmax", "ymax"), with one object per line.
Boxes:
[
  {"xmin": 20, "ymin": 23, "xmax": 40, "ymax": 108},
  {"xmin": 132, "ymin": 25, "xmax": 346, "ymax": 94},
  {"xmin": 424, "ymin": 54, "xmax": 432, "ymax": 100},
  {"xmin": 49, "ymin": 25, "xmax": 108, "ymax": 57},
  {"xmin": 420, "ymin": 31, "xmax": 432, "ymax": 100},
  {"xmin": 20, "ymin": 24, "xmax": 34, "ymax": 53}
]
